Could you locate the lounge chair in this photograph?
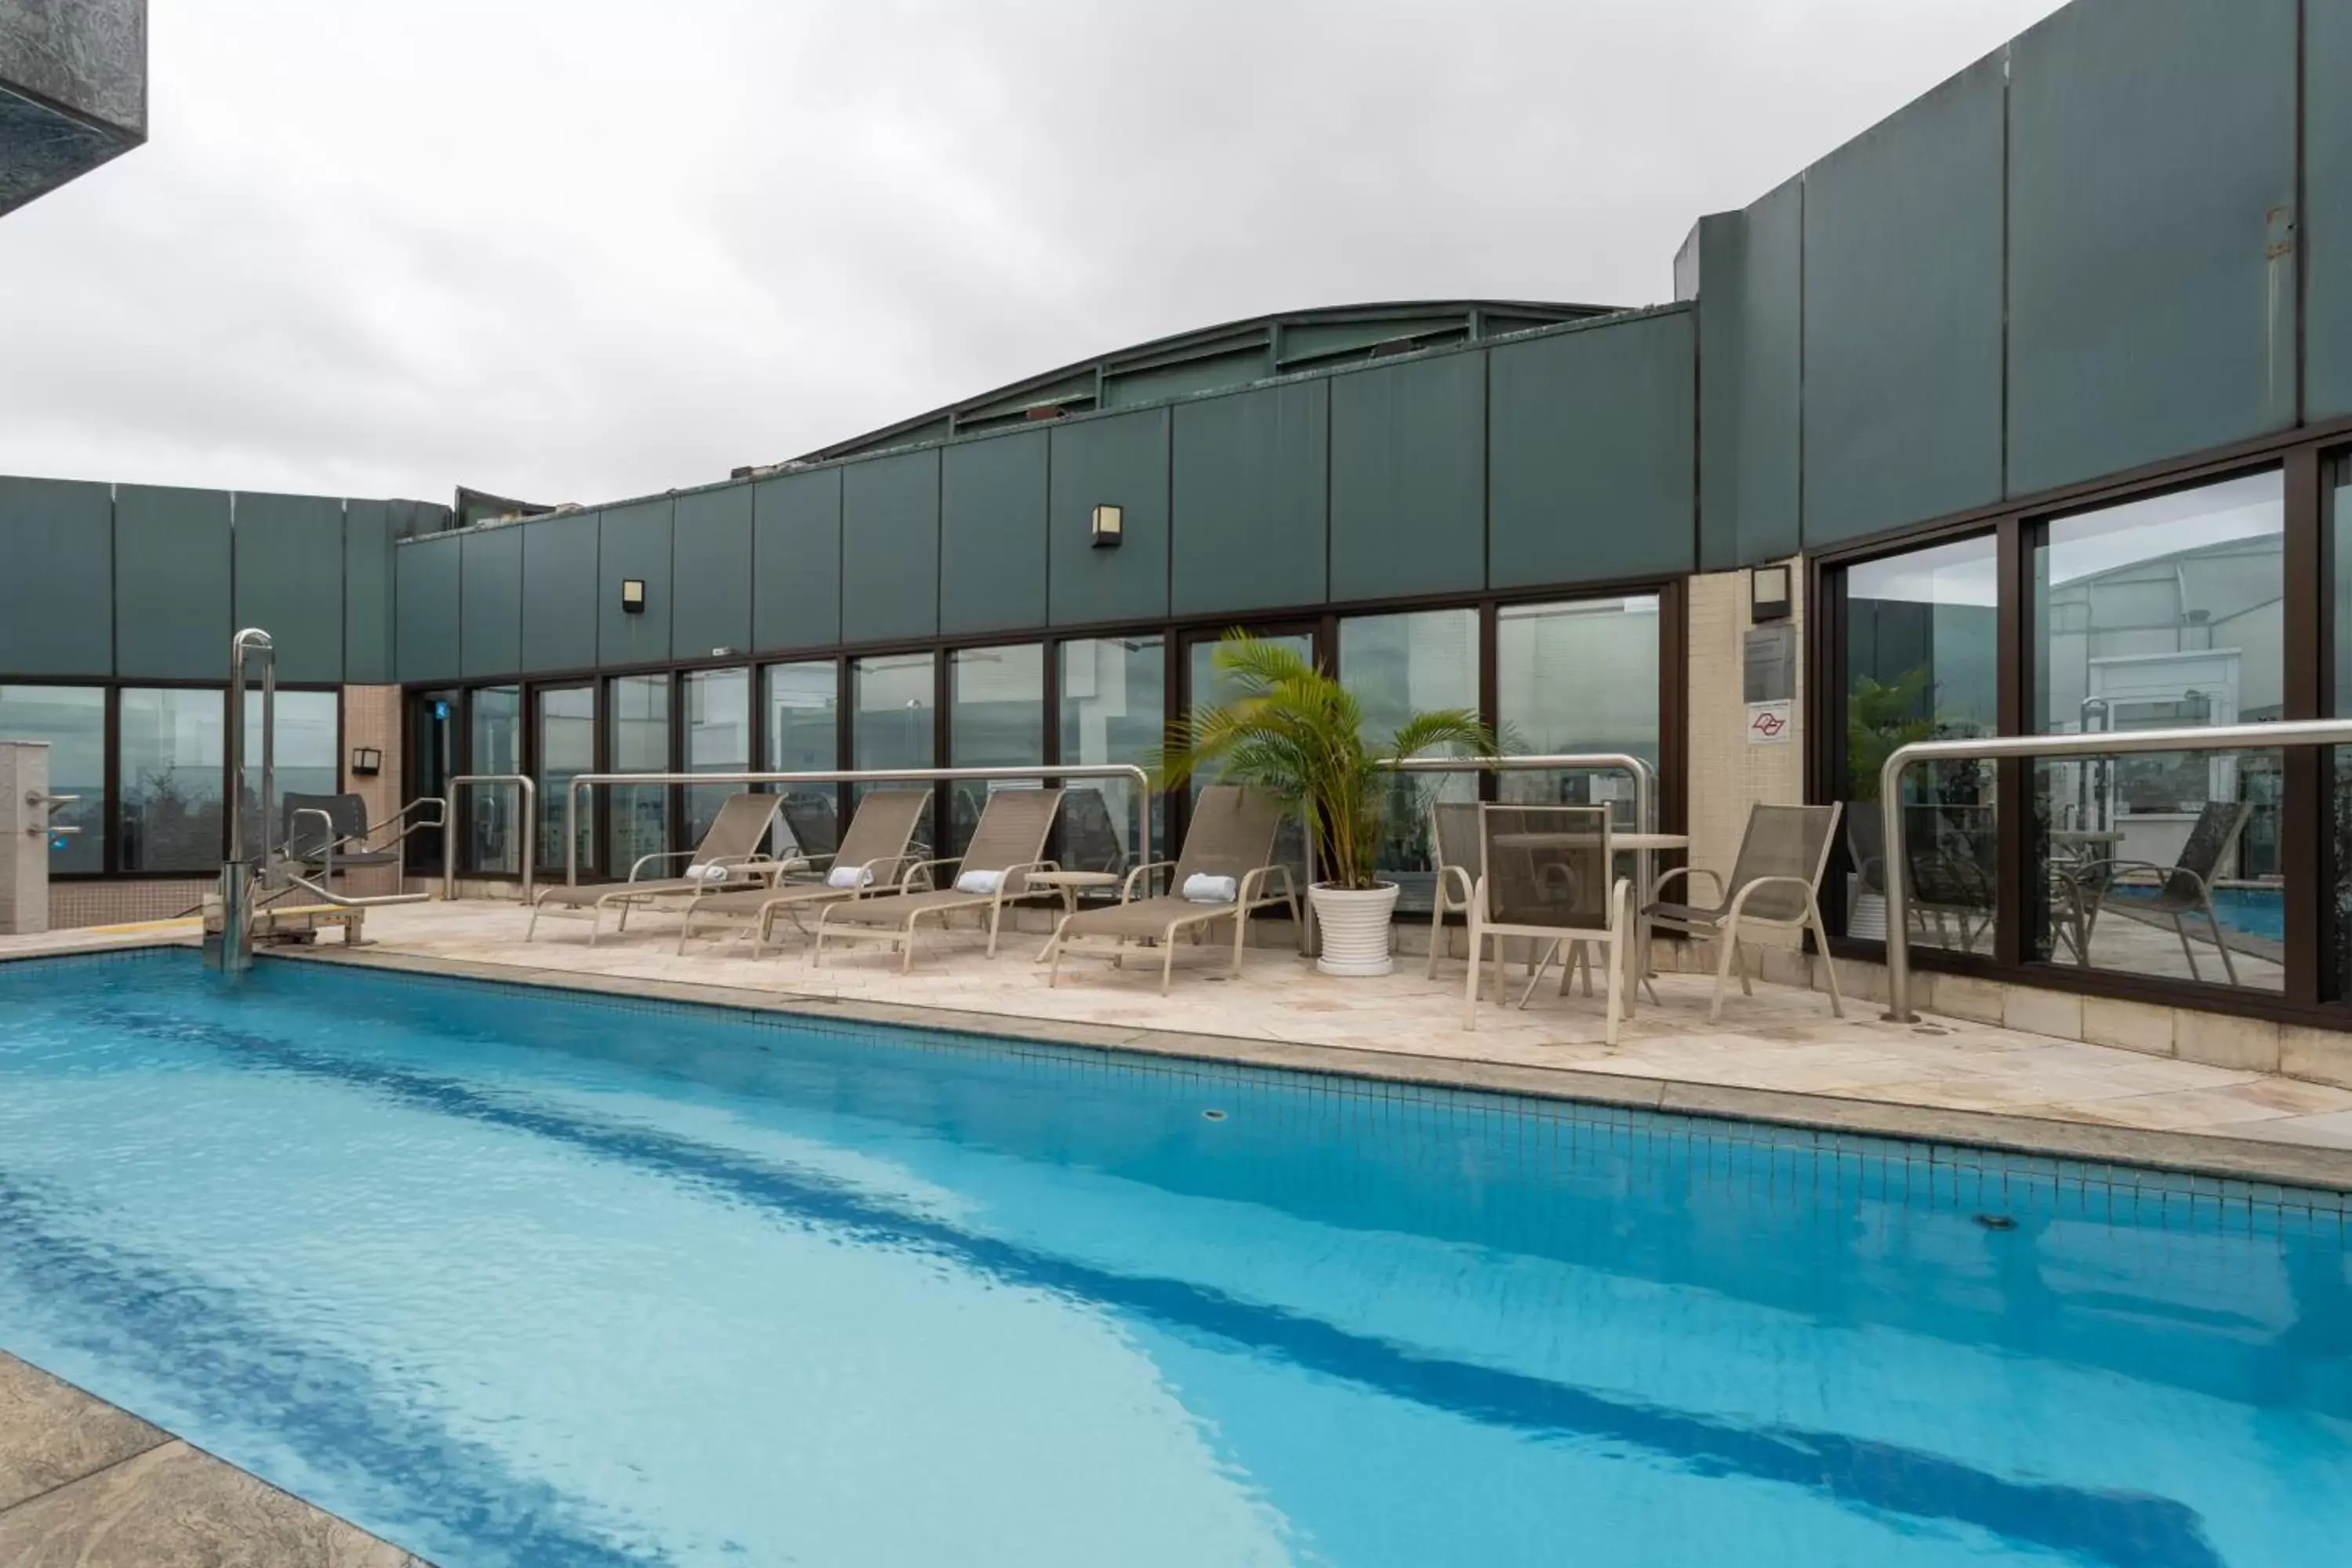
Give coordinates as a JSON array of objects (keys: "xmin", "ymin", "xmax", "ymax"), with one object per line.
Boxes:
[
  {"xmin": 1043, "ymin": 785, "xmax": 1302, "ymax": 993},
  {"xmin": 2055, "ymin": 799, "xmax": 2252, "ymax": 985},
  {"xmin": 1462, "ymin": 804, "xmax": 1634, "ymax": 1041},
  {"xmin": 1645, "ymin": 802, "xmax": 1845, "ymax": 1024},
  {"xmin": 527, "ymin": 793, "xmax": 785, "ymax": 945},
  {"xmin": 673, "ymin": 787, "xmax": 933, "ymax": 956},
  {"xmin": 811, "ymin": 787, "xmax": 1066, "ymax": 971}
]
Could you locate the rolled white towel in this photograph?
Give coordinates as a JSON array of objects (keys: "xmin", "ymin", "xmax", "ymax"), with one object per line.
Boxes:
[
  {"xmin": 1181, "ymin": 873, "xmax": 1238, "ymax": 905},
  {"xmin": 826, "ymin": 865, "xmax": 873, "ymax": 890},
  {"xmin": 954, "ymin": 869, "xmax": 1004, "ymax": 895},
  {"xmin": 685, "ymin": 862, "xmax": 732, "ymax": 885}
]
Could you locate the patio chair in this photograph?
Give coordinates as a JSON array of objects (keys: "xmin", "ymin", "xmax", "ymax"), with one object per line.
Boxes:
[
  {"xmin": 1043, "ymin": 785, "xmax": 1302, "ymax": 993},
  {"xmin": 279, "ymin": 793, "xmax": 406, "ymax": 874},
  {"xmin": 1644, "ymin": 802, "xmax": 1846, "ymax": 1025},
  {"xmin": 2056, "ymin": 799, "xmax": 2253, "ymax": 985},
  {"xmin": 527, "ymin": 792, "xmax": 785, "ymax": 945},
  {"xmin": 1461, "ymin": 804, "xmax": 1632, "ymax": 1042},
  {"xmin": 811, "ymin": 788, "xmax": 1066, "ymax": 971},
  {"xmin": 673, "ymin": 787, "xmax": 932, "ymax": 956}
]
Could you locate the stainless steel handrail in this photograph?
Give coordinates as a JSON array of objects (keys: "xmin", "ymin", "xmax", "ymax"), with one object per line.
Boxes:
[
  {"xmin": 277, "ymin": 804, "xmax": 436, "ymax": 909},
  {"xmin": 443, "ymin": 775, "xmax": 537, "ymax": 902},
  {"xmin": 1377, "ymin": 753, "xmax": 1656, "ymax": 837},
  {"xmin": 1878, "ymin": 718, "xmax": 2352, "ymax": 1021}
]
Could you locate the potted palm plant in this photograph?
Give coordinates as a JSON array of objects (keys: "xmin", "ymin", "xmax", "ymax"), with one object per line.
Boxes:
[{"xmin": 1156, "ymin": 632, "xmax": 1495, "ymax": 976}]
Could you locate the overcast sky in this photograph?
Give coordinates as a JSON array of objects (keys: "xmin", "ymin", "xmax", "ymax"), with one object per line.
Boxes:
[{"xmin": 0, "ymin": 0, "xmax": 2063, "ymax": 509}]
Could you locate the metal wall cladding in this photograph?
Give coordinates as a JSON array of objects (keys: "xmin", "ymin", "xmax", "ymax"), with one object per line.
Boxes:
[
  {"xmin": 344, "ymin": 499, "xmax": 394, "ymax": 684},
  {"xmin": 2006, "ymin": 0, "xmax": 2298, "ymax": 496},
  {"xmin": 670, "ymin": 483, "xmax": 753, "ymax": 661},
  {"xmin": 0, "ymin": 477, "xmax": 111, "ymax": 676},
  {"xmin": 1697, "ymin": 185, "xmax": 1802, "ymax": 572},
  {"xmin": 939, "ymin": 429, "xmax": 1047, "ymax": 636},
  {"xmin": 840, "ymin": 448, "xmax": 940, "ymax": 644},
  {"xmin": 1171, "ymin": 380, "xmax": 1328, "ymax": 616},
  {"xmin": 753, "ymin": 468, "xmax": 841, "ymax": 654},
  {"xmin": 1488, "ymin": 310, "xmax": 1697, "ymax": 589},
  {"xmin": 1047, "ymin": 409, "xmax": 1168, "ymax": 627},
  {"xmin": 232, "ymin": 491, "xmax": 344, "ymax": 684},
  {"xmin": 597, "ymin": 498, "xmax": 673, "ymax": 670},
  {"xmin": 459, "ymin": 525, "xmax": 523, "ymax": 680},
  {"xmin": 2307, "ymin": 0, "xmax": 2352, "ymax": 423},
  {"xmin": 520, "ymin": 509, "xmax": 599, "ymax": 674},
  {"xmin": 1802, "ymin": 52, "xmax": 2005, "ymax": 550},
  {"xmin": 394, "ymin": 536, "xmax": 462, "ymax": 686},
  {"xmin": 113, "ymin": 484, "xmax": 230, "ymax": 680},
  {"xmin": 1328, "ymin": 351, "xmax": 1485, "ymax": 601}
]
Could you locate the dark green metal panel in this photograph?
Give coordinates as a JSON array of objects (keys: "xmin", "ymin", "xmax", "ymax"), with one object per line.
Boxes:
[
  {"xmin": 343, "ymin": 499, "xmax": 394, "ymax": 684},
  {"xmin": 1489, "ymin": 310, "xmax": 1696, "ymax": 588},
  {"xmin": 670, "ymin": 483, "xmax": 753, "ymax": 660},
  {"xmin": 1696, "ymin": 184, "xmax": 1801, "ymax": 572},
  {"xmin": 1047, "ymin": 410, "xmax": 1168, "ymax": 626},
  {"xmin": 114, "ymin": 484, "xmax": 230, "ymax": 680},
  {"xmin": 1328, "ymin": 352, "xmax": 1484, "ymax": 601},
  {"xmin": 394, "ymin": 538, "xmax": 462, "ymax": 686},
  {"xmin": 2308, "ymin": 2, "xmax": 2352, "ymax": 421},
  {"xmin": 940, "ymin": 429, "xmax": 1047, "ymax": 636},
  {"xmin": 521, "ymin": 510, "xmax": 599, "ymax": 674},
  {"xmin": 1803, "ymin": 53, "xmax": 2005, "ymax": 548},
  {"xmin": 1170, "ymin": 381, "xmax": 1327, "ymax": 617},
  {"xmin": 0, "ymin": 476, "xmax": 111, "ymax": 676},
  {"xmin": 753, "ymin": 469, "xmax": 841, "ymax": 653},
  {"xmin": 232, "ymin": 492, "xmax": 343, "ymax": 684},
  {"xmin": 459, "ymin": 525, "xmax": 523, "ymax": 679},
  {"xmin": 598, "ymin": 498, "xmax": 673, "ymax": 670},
  {"xmin": 2007, "ymin": 0, "xmax": 2296, "ymax": 496},
  {"xmin": 840, "ymin": 449, "xmax": 940, "ymax": 644}
]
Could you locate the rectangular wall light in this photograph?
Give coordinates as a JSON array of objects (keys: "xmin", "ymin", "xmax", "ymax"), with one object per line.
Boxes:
[
  {"xmin": 349, "ymin": 746, "xmax": 383, "ymax": 777},
  {"xmin": 1090, "ymin": 504, "xmax": 1123, "ymax": 548},
  {"xmin": 620, "ymin": 579, "xmax": 647, "ymax": 613},
  {"xmin": 1750, "ymin": 564, "xmax": 1791, "ymax": 622}
]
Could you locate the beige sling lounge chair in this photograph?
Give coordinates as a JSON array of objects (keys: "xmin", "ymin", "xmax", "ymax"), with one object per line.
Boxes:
[
  {"xmin": 526, "ymin": 792, "xmax": 784, "ymax": 946},
  {"xmin": 811, "ymin": 788, "xmax": 1065, "ymax": 971},
  {"xmin": 673, "ymin": 787, "xmax": 932, "ymax": 956},
  {"xmin": 1043, "ymin": 785, "xmax": 1301, "ymax": 994}
]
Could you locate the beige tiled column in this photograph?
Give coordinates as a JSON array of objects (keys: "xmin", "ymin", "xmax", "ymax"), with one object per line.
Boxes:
[
  {"xmin": 1682, "ymin": 561, "xmax": 1806, "ymax": 950},
  {"xmin": 341, "ymin": 686, "xmax": 403, "ymax": 898}
]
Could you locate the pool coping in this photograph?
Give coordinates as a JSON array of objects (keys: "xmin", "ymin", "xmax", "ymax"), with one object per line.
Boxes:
[{"xmin": 264, "ymin": 942, "xmax": 2352, "ymax": 1197}]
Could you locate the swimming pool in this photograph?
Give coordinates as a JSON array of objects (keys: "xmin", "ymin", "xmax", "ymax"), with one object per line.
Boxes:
[
  {"xmin": 0, "ymin": 950, "xmax": 2343, "ymax": 1567},
  {"xmin": 2107, "ymin": 884, "xmax": 2285, "ymax": 943}
]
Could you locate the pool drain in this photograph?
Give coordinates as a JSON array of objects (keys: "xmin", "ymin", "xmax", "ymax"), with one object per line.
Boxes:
[
  {"xmin": 1974, "ymin": 1213, "xmax": 2016, "ymax": 1232},
  {"xmin": 1201, "ymin": 1109, "xmax": 1228, "ymax": 1121}
]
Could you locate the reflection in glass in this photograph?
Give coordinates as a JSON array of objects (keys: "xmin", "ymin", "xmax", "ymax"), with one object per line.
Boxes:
[
  {"xmin": 2331, "ymin": 458, "xmax": 2352, "ymax": 996},
  {"xmin": 853, "ymin": 652, "xmax": 935, "ymax": 855},
  {"xmin": 2035, "ymin": 470, "xmax": 2283, "ymax": 991},
  {"xmin": 469, "ymin": 687, "xmax": 524, "ymax": 874},
  {"xmin": 1058, "ymin": 637, "xmax": 1164, "ymax": 872},
  {"xmin": 1496, "ymin": 597, "xmax": 1660, "ymax": 821},
  {"xmin": 1839, "ymin": 539, "xmax": 1998, "ymax": 952},
  {"xmin": 947, "ymin": 644, "xmax": 1044, "ymax": 857},
  {"xmin": 683, "ymin": 669, "xmax": 750, "ymax": 848},
  {"xmin": 1339, "ymin": 610, "xmax": 1479, "ymax": 914},
  {"xmin": 0, "ymin": 686, "xmax": 105, "ymax": 873},
  {"xmin": 119, "ymin": 688, "xmax": 224, "ymax": 873},
  {"xmin": 535, "ymin": 686, "xmax": 594, "ymax": 875},
  {"xmin": 764, "ymin": 662, "xmax": 839, "ymax": 857},
  {"xmin": 241, "ymin": 690, "xmax": 339, "ymax": 857},
  {"xmin": 607, "ymin": 674, "xmax": 671, "ymax": 876},
  {"xmin": 1190, "ymin": 633, "xmax": 1314, "ymax": 892}
]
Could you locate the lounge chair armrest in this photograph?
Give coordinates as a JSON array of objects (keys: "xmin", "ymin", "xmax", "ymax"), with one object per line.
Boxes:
[
  {"xmin": 1122, "ymin": 859, "xmax": 1178, "ymax": 902},
  {"xmin": 1649, "ymin": 865, "xmax": 1724, "ymax": 904},
  {"xmin": 627, "ymin": 848, "xmax": 703, "ymax": 882},
  {"xmin": 2061, "ymin": 857, "xmax": 2176, "ymax": 889},
  {"xmin": 993, "ymin": 859, "xmax": 1058, "ymax": 899},
  {"xmin": 895, "ymin": 855, "xmax": 963, "ymax": 891}
]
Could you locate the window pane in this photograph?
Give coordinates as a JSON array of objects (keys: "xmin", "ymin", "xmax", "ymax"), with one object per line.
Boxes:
[
  {"xmin": 2035, "ymin": 470, "xmax": 2283, "ymax": 991},
  {"xmin": 241, "ymin": 690, "xmax": 338, "ymax": 857},
  {"xmin": 535, "ymin": 686, "xmax": 594, "ymax": 877},
  {"xmin": 683, "ymin": 668, "xmax": 750, "ymax": 848},
  {"xmin": 1190, "ymin": 633, "xmax": 1313, "ymax": 892},
  {"xmin": 1838, "ymin": 539, "xmax": 1998, "ymax": 951},
  {"xmin": 0, "ymin": 686, "xmax": 105, "ymax": 873},
  {"xmin": 1496, "ymin": 596, "xmax": 1660, "ymax": 821},
  {"xmin": 947, "ymin": 644, "xmax": 1044, "ymax": 857},
  {"xmin": 468, "ymin": 687, "xmax": 524, "ymax": 874},
  {"xmin": 1058, "ymin": 636, "xmax": 1164, "ymax": 871},
  {"xmin": 764, "ymin": 662, "xmax": 839, "ymax": 856},
  {"xmin": 119, "ymin": 688, "xmax": 223, "ymax": 873},
  {"xmin": 607, "ymin": 674, "xmax": 671, "ymax": 876},
  {"xmin": 852, "ymin": 652, "xmax": 934, "ymax": 855},
  {"xmin": 2331, "ymin": 456, "xmax": 2352, "ymax": 996},
  {"xmin": 1339, "ymin": 610, "xmax": 1479, "ymax": 913}
]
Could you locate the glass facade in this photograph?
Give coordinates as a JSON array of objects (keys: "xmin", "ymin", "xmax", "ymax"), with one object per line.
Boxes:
[
  {"xmin": 1496, "ymin": 596, "xmax": 1660, "ymax": 820},
  {"xmin": 1339, "ymin": 610, "xmax": 1479, "ymax": 913},
  {"xmin": 241, "ymin": 689, "xmax": 338, "ymax": 856},
  {"xmin": 118, "ymin": 688, "xmax": 224, "ymax": 873},
  {"xmin": 0, "ymin": 686, "xmax": 105, "ymax": 873},
  {"xmin": 852, "ymin": 652, "xmax": 935, "ymax": 855},
  {"xmin": 535, "ymin": 685, "xmax": 594, "ymax": 877},
  {"xmin": 607, "ymin": 673, "xmax": 671, "ymax": 876},
  {"xmin": 468, "ymin": 686, "xmax": 524, "ymax": 874},
  {"xmin": 2337, "ymin": 456, "xmax": 2352, "ymax": 998},
  {"xmin": 1058, "ymin": 636, "xmax": 1163, "ymax": 871},
  {"xmin": 683, "ymin": 668, "xmax": 750, "ymax": 848},
  {"xmin": 1189, "ymin": 632, "xmax": 1314, "ymax": 890},
  {"xmin": 764, "ymin": 661, "xmax": 839, "ymax": 856},
  {"xmin": 947, "ymin": 644, "xmax": 1044, "ymax": 857}
]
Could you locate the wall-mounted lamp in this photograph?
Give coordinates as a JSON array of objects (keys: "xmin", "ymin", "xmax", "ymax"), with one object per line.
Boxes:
[
  {"xmin": 1750, "ymin": 563, "xmax": 1791, "ymax": 623},
  {"xmin": 620, "ymin": 578, "xmax": 647, "ymax": 614},
  {"xmin": 350, "ymin": 746, "xmax": 383, "ymax": 778},
  {"xmin": 1090, "ymin": 504, "xmax": 1123, "ymax": 549}
]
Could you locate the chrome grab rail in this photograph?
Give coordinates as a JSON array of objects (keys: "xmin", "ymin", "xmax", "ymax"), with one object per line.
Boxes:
[
  {"xmin": 442, "ymin": 775, "xmax": 537, "ymax": 902},
  {"xmin": 1878, "ymin": 718, "xmax": 2352, "ymax": 1022}
]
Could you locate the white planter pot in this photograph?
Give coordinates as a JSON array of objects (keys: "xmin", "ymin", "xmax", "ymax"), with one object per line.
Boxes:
[{"xmin": 1309, "ymin": 882, "xmax": 1401, "ymax": 977}]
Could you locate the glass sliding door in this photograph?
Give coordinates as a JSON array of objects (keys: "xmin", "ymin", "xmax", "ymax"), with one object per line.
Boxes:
[
  {"xmin": 1836, "ymin": 540, "xmax": 1998, "ymax": 950},
  {"xmin": 406, "ymin": 690, "xmax": 458, "ymax": 873},
  {"xmin": 607, "ymin": 674, "xmax": 671, "ymax": 877},
  {"xmin": 764, "ymin": 661, "xmax": 840, "ymax": 856},
  {"xmin": 468, "ymin": 686, "xmax": 524, "ymax": 874},
  {"xmin": 535, "ymin": 685, "xmax": 595, "ymax": 877},
  {"xmin": 118, "ymin": 688, "xmax": 225, "ymax": 873},
  {"xmin": 1495, "ymin": 595, "xmax": 1661, "ymax": 821},
  {"xmin": 851, "ymin": 652, "xmax": 935, "ymax": 855},
  {"xmin": 1338, "ymin": 609, "xmax": 1479, "ymax": 913},
  {"xmin": 2336, "ymin": 454, "xmax": 2352, "ymax": 998},
  {"xmin": 244, "ymin": 690, "xmax": 339, "ymax": 858},
  {"xmin": 946, "ymin": 644, "xmax": 1044, "ymax": 857},
  {"xmin": 2034, "ymin": 470, "xmax": 2285, "ymax": 990},
  {"xmin": 1058, "ymin": 636, "xmax": 1164, "ymax": 872},
  {"xmin": 0, "ymin": 686, "xmax": 105, "ymax": 873},
  {"xmin": 682, "ymin": 667, "xmax": 750, "ymax": 848},
  {"xmin": 1186, "ymin": 628, "xmax": 1314, "ymax": 892}
]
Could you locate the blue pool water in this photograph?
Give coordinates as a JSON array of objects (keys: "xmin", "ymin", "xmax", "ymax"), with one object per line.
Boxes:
[
  {"xmin": 2109, "ymin": 886, "xmax": 2285, "ymax": 943},
  {"xmin": 0, "ymin": 952, "xmax": 2345, "ymax": 1567}
]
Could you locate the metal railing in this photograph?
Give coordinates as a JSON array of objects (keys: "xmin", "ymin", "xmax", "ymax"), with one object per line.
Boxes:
[
  {"xmin": 1879, "ymin": 719, "xmax": 2352, "ymax": 1022},
  {"xmin": 442, "ymin": 775, "xmax": 537, "ymax": 902},
  {"xmin": 278, "ymin": 797, "xmax": 446, "ymax": 910}
]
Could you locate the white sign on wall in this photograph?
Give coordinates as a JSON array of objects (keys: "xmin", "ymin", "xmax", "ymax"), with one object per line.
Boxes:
[{"xmin": 1745, "ymin": 701, "xmax": 1793, "ymax": 746}]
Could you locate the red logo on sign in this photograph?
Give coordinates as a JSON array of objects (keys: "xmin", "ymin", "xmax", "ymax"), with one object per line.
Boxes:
[{"xmin": 1749, "ymin": 710, "xmax": 1787, "ymax": 739}]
